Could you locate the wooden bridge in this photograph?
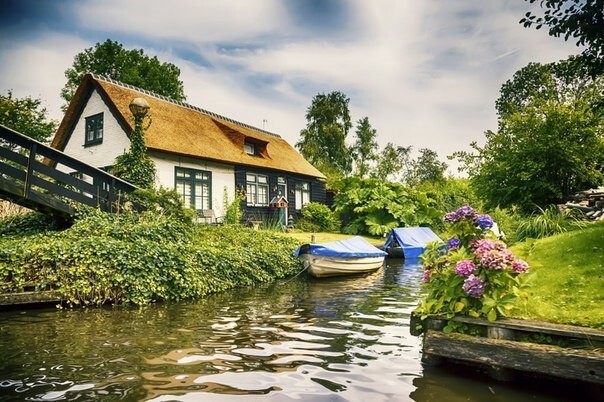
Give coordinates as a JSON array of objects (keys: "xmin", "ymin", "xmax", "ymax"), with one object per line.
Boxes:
[{"xmin": 0, "ymin": 124, "xmax": 137, "ymax": 219}]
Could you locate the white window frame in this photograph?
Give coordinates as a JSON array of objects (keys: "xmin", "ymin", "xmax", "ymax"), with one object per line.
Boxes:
[{"xmin": 246, "ymin": 173, "xmax": 269, "ymax": 206}]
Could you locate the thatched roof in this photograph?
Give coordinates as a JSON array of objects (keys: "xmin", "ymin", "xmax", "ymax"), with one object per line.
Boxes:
[{"xmin": 51, "ymin": 74, "xmax": 325, "ymax": 179}]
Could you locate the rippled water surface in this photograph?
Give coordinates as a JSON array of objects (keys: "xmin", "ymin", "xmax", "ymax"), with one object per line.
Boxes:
[{"xmin": 0, "ymin": 260, "xmax": 587, "ymax": 401}]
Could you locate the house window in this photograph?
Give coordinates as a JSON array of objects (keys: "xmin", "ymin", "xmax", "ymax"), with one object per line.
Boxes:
[
  {"xmin": 175, "ymin": 167, "xmax": 211, "ymax": 211},
  {"xmin": 85, "ymin": 113, "xmax": 104, "ymax": 146},
  {"xmin": 295, "ymin": 182, "xmax": 310, "ymax": 210},
  {"xmin": 246, "ymin": 173, "xmax": 269, "ymax": 206},
  {"xmin": 244, "ymin": 142, "xmax": 256, "ymax": 155}
]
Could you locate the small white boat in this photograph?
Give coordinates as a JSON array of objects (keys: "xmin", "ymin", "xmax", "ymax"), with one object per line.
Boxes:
[{"xmin": 294, "ymin": 236, "xmax": 387, "ymax": 278}]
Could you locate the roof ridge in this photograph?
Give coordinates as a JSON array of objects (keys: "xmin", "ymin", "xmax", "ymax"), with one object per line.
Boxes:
[{"xmin": 89, "ymin": 73, "xmax": 282, "ymax": 139}]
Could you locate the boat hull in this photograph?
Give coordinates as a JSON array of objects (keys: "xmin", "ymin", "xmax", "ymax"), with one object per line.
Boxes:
[{"xmin": 299, "ymin": 254, "xmax": 385, "ymax": 278}]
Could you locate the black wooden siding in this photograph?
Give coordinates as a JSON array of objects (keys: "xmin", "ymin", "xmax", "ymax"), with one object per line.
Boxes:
[{"xmin": 234, "ymin": 165, "xmax": 326, "ymax": 224}]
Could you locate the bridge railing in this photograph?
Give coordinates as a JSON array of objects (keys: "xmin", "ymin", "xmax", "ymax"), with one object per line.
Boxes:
[{"xmin": 0, "ymin": 124, "xmax": 138, "ymax": 216}]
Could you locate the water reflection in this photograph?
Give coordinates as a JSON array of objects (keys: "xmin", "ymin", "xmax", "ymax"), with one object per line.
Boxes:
[{"xmin": 0, "ymin": 259, "xmax": 589, "ymax": 401}]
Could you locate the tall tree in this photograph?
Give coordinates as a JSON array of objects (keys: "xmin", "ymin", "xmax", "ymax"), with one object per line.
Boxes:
[
  {"xmin": 296, "ymin": 91, "xmax": 353, "ymax": 177},
  {"xmin": 496, "ymin": 56, "xmax": 597, "ymax": 119},
  {"xmin": 455, "ymin": 60, "xmax": 604, "ymax": 211},
  {"xmin": 373, "ymin": 142, "xmax": 412, "ymax": 182},
  {"xmin": 351, "ymin": 117, "xmax": 379, "ymax": 178},
  {"xmin": 0, "ymin": 90, "xmax": 57, "ymax": 144},
  {"xmin": 409, "ymin": 148, "xmax": 448, "ymax": 186},
  {"xmin": 62, "ymin": 39, "xmax": 186, "ymax": 109},
  {"xmin": 520, "ymin": 0, "xmax": 604, "ymax": 75}
]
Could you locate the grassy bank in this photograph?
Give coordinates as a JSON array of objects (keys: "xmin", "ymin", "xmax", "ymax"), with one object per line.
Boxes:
[{"xmin": 510, "ymin": 221, "xmax": 604, "ymax": 329}]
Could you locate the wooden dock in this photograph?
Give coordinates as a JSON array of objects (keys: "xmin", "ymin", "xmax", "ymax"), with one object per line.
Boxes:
[{"xmin": 411, "ymin": 314, "xmax": 604, "ymax": 389}]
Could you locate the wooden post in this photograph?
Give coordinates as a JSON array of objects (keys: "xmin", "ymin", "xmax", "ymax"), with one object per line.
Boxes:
[
  {"xmin": 487, "ymin": 326, "xmax": 515, "ymax": 381},
  {"xmin": 23, "ymin": 142, "xmax": 37, "ymax": 199}
]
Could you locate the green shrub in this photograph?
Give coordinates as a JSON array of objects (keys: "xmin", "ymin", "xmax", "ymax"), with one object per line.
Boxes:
[
  {"xmin": 223, "ymin": 187, "xmax": 245, "ymax": 225},
  {"xmin": 295, "ymin": 202, "xmax": 340, "ymax": 232},
  {"xmin": 0, "ymin": 191, "xmax": 302, "ymax": 305},
  {"xmin": 0, "ymin": 212, "xmax": 60, "ymax": 237},
  {"xmin": 514, "ymin": 205, "xmax": 585, "ymax": 242}
]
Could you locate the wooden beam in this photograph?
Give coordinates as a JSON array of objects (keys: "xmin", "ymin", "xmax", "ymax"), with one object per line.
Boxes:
[{"xmin": 423, "ymin": 330, "xmax": 604, "ymax": 385}]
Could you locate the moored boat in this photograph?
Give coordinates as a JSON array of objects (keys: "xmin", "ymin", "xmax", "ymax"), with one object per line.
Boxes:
[
  {"xmin": 383, "ymin": 227, "xmax": 443, "ymax": 259},
  {"xmin": 294, "ymin": 236, "xmax": 387, "ymax": 278}
]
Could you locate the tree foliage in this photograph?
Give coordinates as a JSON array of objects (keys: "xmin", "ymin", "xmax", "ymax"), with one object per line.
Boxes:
[
  {"xmin": 351, "ymin": 117, "xmax": 379, "ymax": 178},
  {"xmin": 296, "ymin": 91, "xmax": 353, "ymax": 178},
  {"xmin": 0, "ymin": 90, "xmax": 57, "ymax": 144},
  {"xmin": 373, "ymin": 142, "xmax": 412, "ymax": 182},
  {"xmin": 62, "ymin": 39, "xmax": 186, "ymax": 108},
  {"xmin": 520, "ymin": 0, "xmax": 604, "ymax": 75},
  {"xmin": 332, "ymin": 177, "xmax": 440, "ymax": 236},
  {"xmin": 409, "ymin": 148, "xmax": 448, "ymax": 186},
  {"xmin": 455, "ymin": 59, "xmax": 604, "ymax": 212}
]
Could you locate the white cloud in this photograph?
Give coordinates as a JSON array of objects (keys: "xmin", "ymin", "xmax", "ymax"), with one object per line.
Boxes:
[
  {"xmin": 0, "ymin": 0, "xmax": 584, "ymax": 175},
  {"xmin": 0, "ymin": 33, "xmax": 90, "ymax": 122},
  {"xmin": 73, "ymin": 0, "xmax": 291, "ymax": 44}
]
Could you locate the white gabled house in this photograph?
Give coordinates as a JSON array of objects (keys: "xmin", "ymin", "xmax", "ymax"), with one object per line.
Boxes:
[{"xmin": 50, "ymin": 74, "xmax": 326, "ymax": 222}]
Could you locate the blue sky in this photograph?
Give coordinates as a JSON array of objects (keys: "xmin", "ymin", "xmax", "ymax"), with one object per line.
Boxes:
[{"xmin": 0, "ymin": 0, "xmax": 581, "ymax": 173}]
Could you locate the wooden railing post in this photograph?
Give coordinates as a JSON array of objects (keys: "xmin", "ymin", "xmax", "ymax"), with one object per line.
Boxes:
[{"xmin": 23, "ymin": 142, "xmax": 37, "ymax": 199}]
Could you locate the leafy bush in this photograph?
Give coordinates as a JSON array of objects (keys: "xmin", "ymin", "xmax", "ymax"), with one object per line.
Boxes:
[
  {"xmin": 332, "ymin": 177, "xmax": 441, "ymax": 236},
  {"xmin": 416, "ymin": 206, "xmax": 532, "ymax": 326},
  {"xmin": 0, "ymin": 191, "xmax": 302, "ymax": 305},
  {"xmin": 0, "ymin": 212, "xmax": 60, "ymax": 237},
  {"xmin": 223, "ymin": 187, "xmax": 245, "ymax": 225},
  {"xmin": 514, "ymin": 205, "xmax": 585, "ymax": 242},
  {"xmin": 295, "ymin": 202, "xmax": 340, "ymax": 232}
]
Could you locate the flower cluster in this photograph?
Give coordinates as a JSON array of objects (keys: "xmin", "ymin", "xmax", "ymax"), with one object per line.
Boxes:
[
  {"xmin": 463, "ymin": 275, "xmax": 486, "ymax": 298},
  {"xmin": 419, "ymin": 206, "xmax": 531, "ymax": 321},
  {"xmin": 444, "ymin": 205, "xmax": 478, "ymax": 223},
  {"xmin": 447, "ymin": 237, "xmax": 461, "ymax": 250}
]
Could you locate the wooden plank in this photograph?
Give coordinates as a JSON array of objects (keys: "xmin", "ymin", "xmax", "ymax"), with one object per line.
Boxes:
[
  {"xmin": 448, "ymin": 316, "xmax": 604, "ymax": 344},
  {"xmin": 30, "ymin": 176, "xmax": 97, "ymax": 207},
  {"xmin": 26, "ymin": 188, "xmax": 75, "ymax": 216},
  {"xmin": 0, "ymin": 291, "xmax": 61, "ymax": 306},
  {"xmin": 423, "ymin": 330, "xmax": 604, "ymax": 385},
  {"xmin": 33, "ymin": 160, "xmax": 104, "ymax": 196},
  {"xmin": 0, "ymin": 145, "xmax": 28, "ymax": 166},
  {"xmin": 0, "ymin": 160, "xmax": 26, "ymax": 183}
]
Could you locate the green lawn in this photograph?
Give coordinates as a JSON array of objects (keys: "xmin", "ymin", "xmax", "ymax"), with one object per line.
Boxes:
[{"xmin": 510, "ymin": 221, "xmax": 604, "ymax": 329}]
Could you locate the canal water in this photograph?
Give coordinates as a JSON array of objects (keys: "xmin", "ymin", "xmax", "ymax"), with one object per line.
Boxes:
[{"xmin": 0, "ymin": 260, "xmax": 587, "ymax": 401}]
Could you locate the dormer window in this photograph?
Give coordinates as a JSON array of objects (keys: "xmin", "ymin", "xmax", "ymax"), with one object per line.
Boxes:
[
  {"xmin": 244, "ymin": 141, "xmax": 256, "ymax": 155},
  {"xmin": 85, "ymin": 112, "xmax": 103, "ymax": 146}
]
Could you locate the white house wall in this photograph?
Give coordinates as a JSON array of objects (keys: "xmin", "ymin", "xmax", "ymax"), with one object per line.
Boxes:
[
  {"xmin": 58, "ymin": 89, "xmax": 131, "ymax": 173},
  {"xmin": 151, "ymin": 151, "xmax": 235, "ymax": 219}
]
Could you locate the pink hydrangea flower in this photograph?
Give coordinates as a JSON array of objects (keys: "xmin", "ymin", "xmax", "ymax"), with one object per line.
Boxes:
[
  {"xmin": 422, "ymin": 269, "xmax": 432, "ymax": 283},
  {"xmin": 512, "ymin": 259, "xmax": 530, "ymax": 274},
  {"xmin": 454, "ymin": 260, "xmax": 476, "ymax": 277}
]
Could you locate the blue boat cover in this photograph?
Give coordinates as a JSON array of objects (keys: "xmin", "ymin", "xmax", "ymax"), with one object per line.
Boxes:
[
  {"xmin": 383, "ymin": 227, "xmax": 443, "ymax": 259},
  {"xmin": 294, "ymin": 236, "xmax": 387, "ymax": 258}
]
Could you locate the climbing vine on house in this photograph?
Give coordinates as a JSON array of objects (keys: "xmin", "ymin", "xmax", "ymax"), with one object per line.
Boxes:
[{"xmin": 112, "ymin": 110, "xmax": 156, "ymax": 189}]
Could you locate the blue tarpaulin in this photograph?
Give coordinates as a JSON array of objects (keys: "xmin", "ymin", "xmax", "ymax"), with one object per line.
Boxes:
[
  {"xmin": 294, "ymin": 236, "xmax": 387, "ymax": 258},
  {"xmin": 383, "ymin": 227, "xmax": 443, "ymax": 259}
]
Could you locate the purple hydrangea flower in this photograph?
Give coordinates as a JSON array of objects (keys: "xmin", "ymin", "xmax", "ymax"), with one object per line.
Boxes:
[
  {"xmin": 476, "ymin": 214, "xmax": 494, "ymax": 230},
  {"xmin": 447, "ymin": 237, "xmax": 462, "ymax": 250},
  {"xmin": 454, "ymin": 260, "xmax": 476, "ymax": 277},
  {"xmin": 463, "ymin": 275, "xmax": 486, "ymax": 298},
  {"xmin": 444, "ymin": 211, "xmax": 459, "ymax": 223},
  {"xmin": 421, "ymin": 269, "xmax": 432, "ymax": 283},
  {"xmin": 456, "ymin": 205, "xmax": 478, "ymax": 221},
  {"xmin": 512, "ymin": 259, "xmax": 530, "ymax": 274}
]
